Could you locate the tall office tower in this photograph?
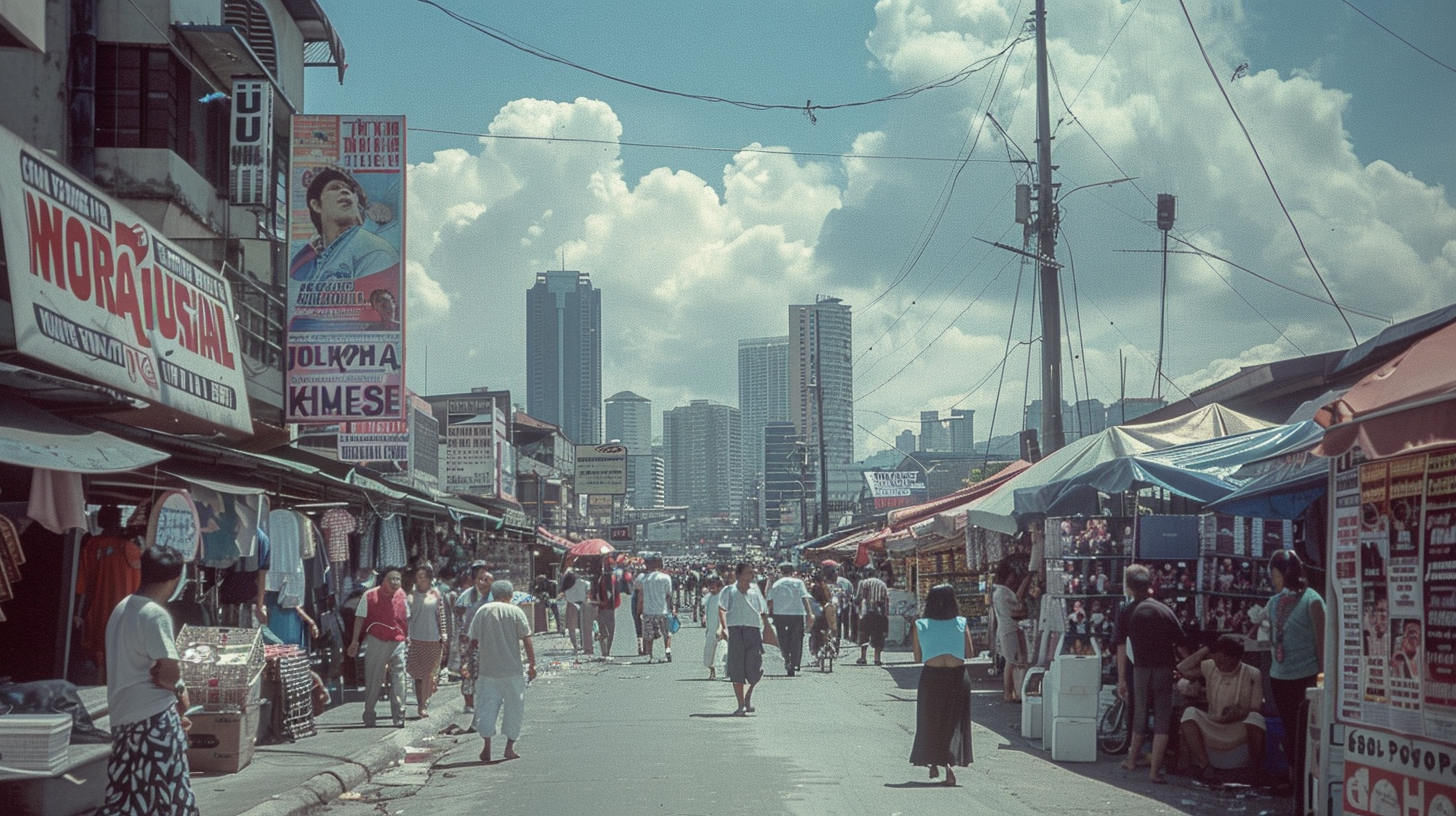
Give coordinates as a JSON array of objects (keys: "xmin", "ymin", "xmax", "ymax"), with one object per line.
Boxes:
[
  {"xmin": 949, "ymin": 409, "xmax": 975, "ymax": 453},
  {"xmin": 1070, "ymin": 399, "xmax": 1107, "ymax": 441},
  {"xmin": 895, "ymin": 429, "xmax": 917, "ymax": 455},
  {"xmin": 789, "ymin": 297, "xmax": 854, "ymax": 475},
  {"xmin": 526, "ymin": 270, "xmax": 602, "ymax": 445},
  {"xmin": 920, "ymin": 410, "xmax": 951, "ymax": 452},
  {"xmin": 662, "ymin": 400, "xmax": 742, "ymax": 521},
  {"xmin": 763, "ymin": 421, "xmax": 807, "ymax": 540},
  {"xmin": 1105, "ymin": 397, "xmax": 1167, "ymax": 427},
  {"xmin": 738, "ymin": 336, "xmax": 790, "ymax": 495},
  {"xmin": 606, "ymin": 391, "xmax": 655, "ymax": 508}
]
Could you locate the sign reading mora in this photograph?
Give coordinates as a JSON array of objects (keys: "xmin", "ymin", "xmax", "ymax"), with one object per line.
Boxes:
[
  {"xmin": 0, "ymin": 125, "xmax": 251, "ymax": 432},
  {"xmin": 576, "ymin": 444, "xmax": 628, "ymax": 495},
  {"xmin": 286, "ymin": 114, "xmax": 406, "ymax": 423}
]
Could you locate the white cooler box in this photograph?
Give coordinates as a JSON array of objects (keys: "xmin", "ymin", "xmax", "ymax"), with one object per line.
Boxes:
[
  {"xmin": 1021, "ymin": 667, "xmax": 1046, "ymax": 739},
  {"xmin": 1050, "ymin": 716, "xmax": 1097, "ymax": 762},
  {"xmin": 1048, "ymin": 654, "xmax": 1100, "ymax": 719}
]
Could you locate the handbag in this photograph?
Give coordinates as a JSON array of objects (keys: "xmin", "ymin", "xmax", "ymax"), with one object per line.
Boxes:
[
  {"xmin": 1009, "ymin": 597, "xmax": 1029, "ymax": 620},
  {"xmin": 668, "ymin": 613, "xmax": 681, "ymax": 635},
  {"xmin": 761, "ymin": 619, "xmax": 780, "ymax": 648}
]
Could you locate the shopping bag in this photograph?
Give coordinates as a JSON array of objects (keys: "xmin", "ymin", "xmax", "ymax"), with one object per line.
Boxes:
[
  {"xmin": 668, "ymin": 613, "xmax": 681, "ymax": 634},
  {"xmin": 761, "ymin": 620, "xmax": 779, "ymax": 648}
]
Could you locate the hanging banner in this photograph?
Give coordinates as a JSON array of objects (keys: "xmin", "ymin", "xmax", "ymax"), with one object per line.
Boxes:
[
  {"xmin": 286, "ymin": 114, "xmax": 405, "ymax": 423},
  {"xmin": 1424, "ymin": 450, "xmax": 1456, "ymax": 741},
  {"xmin": 576, "ymin": 444, "xmax": 627, "ymax": 496},
  {"xmin": 229, "ymin": 78, "xmax": 273, "ymax": 206},
  {"xmin": 863, "ymin": 470, "xmax": 928, "ymax": 510},
  {"xmin": 0, "ymin": 125, "xmax": 252, "ymax": 433}
]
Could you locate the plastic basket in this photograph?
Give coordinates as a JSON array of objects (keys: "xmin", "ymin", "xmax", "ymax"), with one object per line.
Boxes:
[{"xmin": 177, "ymin": 626, "xmax": 265, "ymax": 709}]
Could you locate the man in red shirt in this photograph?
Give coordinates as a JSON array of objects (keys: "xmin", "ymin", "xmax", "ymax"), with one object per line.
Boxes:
[{"xmin": 347, "ymin": 566, "xmax": 409, "ymax": 728}]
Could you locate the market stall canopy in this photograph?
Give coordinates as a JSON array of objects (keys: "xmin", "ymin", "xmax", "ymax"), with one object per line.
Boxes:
[
  {"xmin": 565, "ymin": 538, "xmax": 615, "ymax": 558},
  {"xmin": 536, "ymin": 526, "xmax": 576, "ymax": 553},
  {"xmin": 1205, "ymin": 454, "xmax": 1329, "ymax": 520},
  {"xmin": 965, "ymin": 404, "xmax": 1270, "ymax": 535},
  {"xmin": 0, "ymin": 392, "xmax": 168, "ymax": 473},
  {"xmin": 1315, "ymin": 321, "xmax": 1456, "ymax": 458},
  {"xmin": 886, "ymin": 460, "xmax": 1030, "ymax": 531},
  {"xmin": 1014, "ymin": 420, "xmax": 1324, "ymax": 518}
]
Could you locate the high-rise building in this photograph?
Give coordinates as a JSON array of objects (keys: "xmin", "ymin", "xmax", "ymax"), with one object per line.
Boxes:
[
  {"xmin": 763, "ymin": 421, "xmax": 808, "ymax": 541},
  {"xmin": 1106, "ymin": 397, "xmax": 1168, "ymax": 427},
  {"xmin": 949, "ymin": 409, "xmax": 975, "ymax": 453},
  {"xmin": 895, "ymin": 429, "xmax": 917, "ymax": 455},
  {"xmin": 1070, "ymin": 399, "xmax": 1107, "ymax": 440},
  {"xmin": 920, "ymin": 410, "xmax": 949, "ymax": 452},
  {"xmin": 662, "ymin": 400, "xmax": 742, "ymax": 521},
  {"xmin": 789, "ymin": 296, "xmax": 854, "ymax": 472},
  {"xmin": 738, "ymin": 336, "xmax": 790, "ymax": 494},
  {"xmin": 526, "ymin": 270, "xmax": 602, "ymax": 445},
  {"xmin": 605, "ymin": 390, "xmax": 657, "ymax": 509}
]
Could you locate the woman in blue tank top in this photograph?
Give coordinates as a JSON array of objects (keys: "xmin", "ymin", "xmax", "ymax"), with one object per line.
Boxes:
[{"xmin": 909, "ymin": 584, "xmax": 975, "ymax": 785}]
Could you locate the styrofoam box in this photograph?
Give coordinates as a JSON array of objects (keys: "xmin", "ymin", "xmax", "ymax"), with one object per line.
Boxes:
[
  {"xmin": 1050, "ymin": 716, "xmax": 1097, "ymax": 763},
  {"xmin": 0, "ymin": 714, "xmax": 72, "ymax": 771},
  {"xmin": 1022, "ymin": 695, "xmax": 1044, "ymax": 740}
]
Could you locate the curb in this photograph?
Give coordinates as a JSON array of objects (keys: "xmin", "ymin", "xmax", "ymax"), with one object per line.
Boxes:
[{"xmin": 232, "ymin": 693, "xmax": 462, "ymax": 816}]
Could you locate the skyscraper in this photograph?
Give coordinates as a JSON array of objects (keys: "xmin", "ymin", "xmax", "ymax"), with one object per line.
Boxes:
[
  {"xmin": 662, "ymin": 400, "xmax": 741, "ymax": 521},
  {"xmin": 737, "ymin": 335, "xmax": 790, "ymax": 495},
  {"xmin": 606, "ymin": 390, "xmax": 657, "ymax": 509},
  {"xmin": 949, "ymin": 409, "xmax": 975, "ymax": 453},
  {"xmin": 789, "ymin": 297, "xmax": 854, "ymax": 472},
  {"xmin": 763, "ymin": 421, "xmax": 807, "ymax": 541},
  {"xmin": 920, "ymin": 410, "xmax": 949, "ymax": 452},
  {"xmin": 526, "ymin": 270, "xmax": 602, "ymax": 445}
]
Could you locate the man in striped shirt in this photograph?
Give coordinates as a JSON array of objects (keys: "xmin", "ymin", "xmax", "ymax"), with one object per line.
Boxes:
[{"xmin": 855, "ymin": 568, "xmax": 890, "ymax": 666}]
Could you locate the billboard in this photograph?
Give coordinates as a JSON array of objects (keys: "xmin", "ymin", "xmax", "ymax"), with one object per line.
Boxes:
[
  {"xmin": 286, "ymin": 115, "xmax": 405, "ymax": 423},
  {"xmin": 864, "ymin": 470, "xmax": 928, "ymax": 510},
  {"xmin": 229, "ymin": 79, "xmax": 273, "ymax": 206},
  {"xmin": 445, "ymin": 415, "xmax": 496, "ymax": 496},
  {"xmin": 0, "ymin": 125, "xmax": 252, "ymax": 432},
  {"xmin": 576, "ymin": 444, "xmax": 627, "ymax": 495}
]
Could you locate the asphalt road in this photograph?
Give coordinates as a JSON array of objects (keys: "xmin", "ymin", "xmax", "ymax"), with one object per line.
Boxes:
[{"xmin": 312, "ymin": 621, "xmax": 1293, "ymax": 816}]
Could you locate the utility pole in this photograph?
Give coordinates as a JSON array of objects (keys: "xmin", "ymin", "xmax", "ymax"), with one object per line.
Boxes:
[
  {"xmin": 1154, "ymin": 194, "xmax": 1177, "ymax": 399},
  {"xmin": 1034, "ymin": 0, "xmax": 1065, "ymax": 454}
]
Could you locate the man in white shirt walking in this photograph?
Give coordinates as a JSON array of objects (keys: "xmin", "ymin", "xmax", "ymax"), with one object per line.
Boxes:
[
  {"xmin": 466, "ymin": 580, "xmax": 537, "ymax": 763},
  {"xmin": 718, "ymin": 563, "xmax": 770, "ymax": 715},
  {"xmin": 767, "ymin": 562, "xmax": 815, "ymax": 676},
  {"xmin": 638, "ymin": 555, "xmax": 675, "ymax": 663}
]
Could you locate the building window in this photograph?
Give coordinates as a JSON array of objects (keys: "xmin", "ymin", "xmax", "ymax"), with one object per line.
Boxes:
[
  {"xmin": 95, "ymin": 43, "xmax": 228, "ymax": 191},
  {"xmin": 223, "ymin": 0, "xmax": 279, "ymax": 76}
]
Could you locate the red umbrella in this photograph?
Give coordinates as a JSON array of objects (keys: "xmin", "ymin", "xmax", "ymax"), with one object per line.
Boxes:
[
  {"xmin": 820, "ymin": 559, "xmax": 840, "ymax": 568},
  {"xmin": 1315, "ymin": 321, "xmax": 1456, "ymax": 458},
  {"xmin": 565, "ymin": 538, "xmax": 615, "ymax": 558}
]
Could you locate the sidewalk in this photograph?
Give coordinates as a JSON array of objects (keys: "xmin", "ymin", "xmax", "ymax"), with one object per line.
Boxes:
[{"xmin": 198, "ymin": 631, "xmax": 579, "ymax": 816}]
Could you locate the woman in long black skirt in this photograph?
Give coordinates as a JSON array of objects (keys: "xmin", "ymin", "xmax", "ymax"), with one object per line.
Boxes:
[{"xmin": 910, "ymin": 584, "xmax": 975, "ymax": 785}]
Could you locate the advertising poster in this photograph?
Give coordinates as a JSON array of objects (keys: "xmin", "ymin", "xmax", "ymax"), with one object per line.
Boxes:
[
  {"xmin": 1342, "ymin": 726, "xmax": 1456, "ymax": 816},
  {"xmin": 1387, "ymin": 455, "xmax": 1426, "ymax": 617},
  {"xmin": 576, "ymin": 444, "xmax": 628, "ymax": 496},
  {"xmin": 337, "ymin": 418, "xmax": 409, "ymax": 474},
  {"xmin": 0, "ymin": 125, "xmax": 252, "ymax": 433},
  {"xmin": 229, "ymin": 78, "xmax": 273, "ymax": 207},
  {"xmin": 1424, "ymin": 450, "xmax": 1456, "ymax": 740},
  {"xmin": 445, "ymin": 416, "xmax": 495, "ymax": 497},
  {"xmin": 1361, "ymin": 461, "xmax": 1392, "ymax": 706},
  {"xmin": 864, "ymin": 471, "xmax": 929, "ymax": 510},
  {"xmin": 287, "ymin": 115, "xmax": 405, "ymax": 423},
  {"xmin": 1334, "ymin": 456, "xmax": 1365, "ymax": 723}
]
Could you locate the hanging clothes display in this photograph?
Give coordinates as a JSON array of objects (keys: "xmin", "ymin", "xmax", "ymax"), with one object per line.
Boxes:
[
  {"xmin": 320, "ymin": 508, "xmax": 357, "ymax": 564},
  {"xmin": 194, "ymin": 485, "xmax": 242, "ymax": 569},
  {"xmin": 267, "ymin": 510, "xmax": 307, "ymax": 608}
]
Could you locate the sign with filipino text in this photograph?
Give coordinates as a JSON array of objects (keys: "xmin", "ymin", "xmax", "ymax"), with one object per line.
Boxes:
[
  {"xmin": 576, "ymin": 444, "xmax": 627, "ymax": 495},
  {"xmin": 286, "ymin": 115, "xmax": 405, "ymax": 423},
  {"xmin": 863, "ymin": 470, "xmax": 928, "ymax": 510},
  {"xmin": 1342, "ymin": 726, "xmax": 1456, "ymax": 816},
  {"xmin": 229, "ymin": 79, "xmax": 272, "ymax": 206},
  {"xmin": 0, "ymin": 125, "xmax": 252, "ymax": 432}
]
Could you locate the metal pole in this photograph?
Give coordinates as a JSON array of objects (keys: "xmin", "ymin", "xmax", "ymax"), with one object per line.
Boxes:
[
  {"xmin": 1155, "ymin": 229, "xmax": 1168, "ymax": 399},
  {"xmin": 1034, "ymin": 0, "xmax": 1065, "ymax": 454}
]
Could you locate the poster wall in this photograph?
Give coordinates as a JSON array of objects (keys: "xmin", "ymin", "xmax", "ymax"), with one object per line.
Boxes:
[
  {"xmin": 0, "ymin": 125, "xmax": 252, "ymax": 432},
  {"xmin": 286, "ymin": 115, "xmax": 405, "ymax": 423}
]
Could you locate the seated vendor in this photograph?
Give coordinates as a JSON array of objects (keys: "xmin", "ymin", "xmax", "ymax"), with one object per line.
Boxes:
[{"xmin": 1176, "ymin": 634, "xmax": 1266, "ymax": 778}]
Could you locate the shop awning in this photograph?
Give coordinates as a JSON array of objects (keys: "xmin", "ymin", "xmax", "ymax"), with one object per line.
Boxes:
[
  {"xmin": 1315, "ymin": 320, "xmax": 1456, "ymax": 459},
  {"xmin": 0, "ymin": 392, "xmax": 168, "ymax": 473},
  {"xmin": 885, "ymin": 460, "xmax": 1030, "ymax": 531},
  {"xmin": 965, "ymin": 404, "xmax": 1271, "ymax": 534},
  {"xmin": 1206, "ymin": 455, "xmax": 1329, "ymax": 520}
]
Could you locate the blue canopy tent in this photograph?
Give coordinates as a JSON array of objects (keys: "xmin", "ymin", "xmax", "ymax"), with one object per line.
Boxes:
[
  {"xmin": 1205, "ymin": 455, "xmax": 1329, "ymax": 520},
  {"xmin": 1011, "ymin": 420, "xmax": 1326, "ymax": 521}
]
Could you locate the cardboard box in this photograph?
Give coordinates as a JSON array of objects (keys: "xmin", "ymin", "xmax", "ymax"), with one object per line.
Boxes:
[
  {"xmin": 1050, "ymin": 716, "xmax": 1097, "ymax": 763},
  {"xmin": 187, "ymin": 703, "xmax": 260, "ymax": 774}
]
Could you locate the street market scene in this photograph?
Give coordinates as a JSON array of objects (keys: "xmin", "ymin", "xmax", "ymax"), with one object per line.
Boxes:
[{"xmin": 0, "ymin": 1, "xmax": 1453, "ymax": 816}]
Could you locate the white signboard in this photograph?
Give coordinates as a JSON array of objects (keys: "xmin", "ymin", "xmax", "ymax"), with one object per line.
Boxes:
[
  {"xmin": 576, "ymin": 444, "xmax": 627, "ymax": 496},
  {"xmin": 228, "ymin": 79, "xmax": 272, "ymax": 206},
  {"xmin": 0, "ymin": 125, "xmax": 252, "ymax": 432},
  {"xmin": 445, "ymin": 419, "xmax": 495, "ymax": 496}
]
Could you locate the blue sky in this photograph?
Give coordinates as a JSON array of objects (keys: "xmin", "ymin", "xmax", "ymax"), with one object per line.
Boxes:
[{"xmin": 308, "ymin": 0, "xmax": 1455, "ymax": 452}]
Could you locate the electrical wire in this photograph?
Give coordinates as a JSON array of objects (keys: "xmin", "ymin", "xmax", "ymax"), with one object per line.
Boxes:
[
  {"xmin": 1340, "ymin": 0, "xmax": 1456, "ymax": 74},
  {"xmin": 416, "ymin": 0, "xmax": 1027, "ymax": 117},
  {"xmin": 1068, "ymin": 0, "xmax": 1145, "ymax": 110},
  {"xmin": 408, "ymin": 127, "xmax": 1011, "ymax": 165},
  {"xmin": 1174, "ymin": 0, "xmax": 1357, "ymax": 344}
]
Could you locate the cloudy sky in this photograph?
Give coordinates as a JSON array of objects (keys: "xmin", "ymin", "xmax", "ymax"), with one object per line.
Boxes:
[{"xmin": 309, "ymin": 0, "xmax": 1455, "ymax": 456}]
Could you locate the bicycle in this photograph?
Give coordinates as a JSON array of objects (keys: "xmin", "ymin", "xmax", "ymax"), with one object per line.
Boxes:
[{"xmin": 1097, "ymin": 687, "xmax": 1130, "ymax": 756}]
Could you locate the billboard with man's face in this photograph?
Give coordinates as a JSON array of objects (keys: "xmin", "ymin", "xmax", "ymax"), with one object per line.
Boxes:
[{"xmin": 286, "ymin": 115, "xmax": 406, "ymax": 423}]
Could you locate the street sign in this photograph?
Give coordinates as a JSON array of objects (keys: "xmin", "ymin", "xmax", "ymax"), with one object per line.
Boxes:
[{"xmin": 608, "ymin": 525, "xmax": 633, "ymax": 542}]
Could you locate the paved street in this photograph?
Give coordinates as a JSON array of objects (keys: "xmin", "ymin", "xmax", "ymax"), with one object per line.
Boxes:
[{"xmin": 305, "ymin": 622, "xmax": 1293, "ymax": 816}]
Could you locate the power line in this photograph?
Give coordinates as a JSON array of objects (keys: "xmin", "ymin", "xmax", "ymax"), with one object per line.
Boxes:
[
  {"xmin": 408, "ymin": 127, "xmax": 1011, "ymax": 165},
  {"xmin": 1340, "ymin": 0, "xmax": 1456, "ymax": 74},
  {"xmin": 1175, "ymin": 0, "xmax": 1357, "ymax": 344},
  {"xmin": 416, "ymin": 0, "xmax": 1028, "ymax": 117}
]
